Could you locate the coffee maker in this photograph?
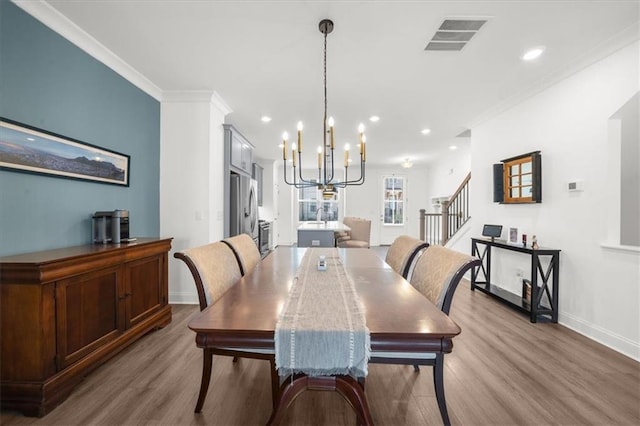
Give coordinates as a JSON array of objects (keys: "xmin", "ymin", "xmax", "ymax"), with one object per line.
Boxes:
[{"xmin": 92, "ymin": 210, "xmax": 130, "ymax": 243}]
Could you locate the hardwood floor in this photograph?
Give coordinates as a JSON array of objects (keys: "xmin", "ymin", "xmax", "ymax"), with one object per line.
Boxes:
[{"xmin": 2, "ymin": 254, "xmax": 639, "ymax": 425}]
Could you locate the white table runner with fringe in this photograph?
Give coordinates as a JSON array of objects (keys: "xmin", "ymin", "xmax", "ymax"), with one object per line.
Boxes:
[{"xmin": 275, "ymin": 247, "xmax": 370, "ymax": 378}]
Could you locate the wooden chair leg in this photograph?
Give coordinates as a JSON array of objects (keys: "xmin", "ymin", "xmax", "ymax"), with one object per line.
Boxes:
[
  {"xmin": 269, "ymin": 358, "xmax": 279, "ymax": 409},
  {"xmin": 233, "ymin": 356, "xmax": 239, "ymax": 363},
  {"xmin": 413, "ymin": 364, "xmax": 420, "ymax": 372},
  {"xmin": 195, "ymin": 349, "xmax": 213, "ymax": 413},
  {"xmin": 433, "ymin": 354, "xmax": 451, "ymax": 426}
]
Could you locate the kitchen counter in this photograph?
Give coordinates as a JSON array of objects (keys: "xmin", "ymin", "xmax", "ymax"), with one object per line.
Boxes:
[
  {"xmin": 297, "ymin": 221, "xmax": 351, "ymax": 231},
  {"xmin": 297, "ymin": 221, "xmax": 350, "ymax": 247}
]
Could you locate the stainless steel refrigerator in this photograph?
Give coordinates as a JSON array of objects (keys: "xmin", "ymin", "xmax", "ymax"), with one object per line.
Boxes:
[{"xmin": 229, "ymin": 173, "xmax": 259, "ymax": 244}]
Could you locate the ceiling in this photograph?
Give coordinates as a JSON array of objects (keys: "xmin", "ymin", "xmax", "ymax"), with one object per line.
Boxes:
[{"xmin": 19, "ymin": 1, "xmax": 640, "ymax": 168}]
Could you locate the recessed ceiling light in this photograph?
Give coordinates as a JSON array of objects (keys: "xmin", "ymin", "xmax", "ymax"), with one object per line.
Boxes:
[
  {"xmin": 522, "ymin": 46, "xmax": 545, "ymax": 61},
  {"xmin": 449, "ymin": 145, "xmax": 458, "ymax": 150},
  {"xmin": 369, "ymin": 115, "xmax": 380, "ymax": 122},
  {"xmin": 421, "ymin": 128, "xmax": 431, "ymax": 135},
  {"xmin": 261, "ymin": 116, "xmax": 272, "ymax": 123}
]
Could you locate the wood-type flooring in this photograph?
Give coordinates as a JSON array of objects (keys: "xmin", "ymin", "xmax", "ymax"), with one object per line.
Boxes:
[{"xmin": 2, "ymin": 251, "xmax": 638, "ymax": 425}]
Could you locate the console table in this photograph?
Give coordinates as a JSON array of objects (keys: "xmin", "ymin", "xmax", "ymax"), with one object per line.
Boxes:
[
  {"xmin": 0, "ymin": 238, "xmax": 172, "ymax": 416},
  {"xmin": 470, "ymin": 238, "xmax": 560, "ymax": 323}
]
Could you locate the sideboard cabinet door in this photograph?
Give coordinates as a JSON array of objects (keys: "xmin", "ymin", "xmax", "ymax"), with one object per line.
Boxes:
[
  {"xmin": 125, "ymin": 253, "xmax": 166, "ymax": 329},
  {"xmin": 55, "ymin": 266, "xmax": 124, "ymax": 370}
]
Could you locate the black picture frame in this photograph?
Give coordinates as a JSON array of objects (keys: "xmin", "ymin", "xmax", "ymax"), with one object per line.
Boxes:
[{"xmin": 0, "ymin": 117, "xmax": 130, "ymax": 186}]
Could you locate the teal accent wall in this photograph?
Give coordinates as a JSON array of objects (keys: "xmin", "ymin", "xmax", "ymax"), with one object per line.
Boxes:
[{"xmin": 0, "ymin": 2, "xmax": 161, "ymax": 256}]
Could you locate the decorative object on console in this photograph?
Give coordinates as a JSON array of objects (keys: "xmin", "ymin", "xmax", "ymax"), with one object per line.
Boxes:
[
  {"xmin": 509, "ymin": 227, "xmax": 518, "ymax": 244},
  {"xmin": 0, "ymin": 117, "xmax": 129, "ymax": 186},
  {"xmin": 280, "ymin": 19, "xmax": 366, "ymax": 199},
  {"xmin": 532, "ymin": 235, "xmax": 539, "ymax": 249},
  {"xmin": 481, "ymin": 224, "xmax": 503, "ymax": 241}
]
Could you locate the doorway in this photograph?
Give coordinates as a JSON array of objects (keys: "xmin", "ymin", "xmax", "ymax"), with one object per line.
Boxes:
[{"xmin": 379, "ymin": 175, "xmax": 408, "ymax": 245}]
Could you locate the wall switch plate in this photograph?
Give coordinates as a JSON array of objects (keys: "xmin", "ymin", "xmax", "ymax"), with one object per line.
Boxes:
[{"xmin": 568, "ymin": 180, "xmax": 584, "ymax": 192}]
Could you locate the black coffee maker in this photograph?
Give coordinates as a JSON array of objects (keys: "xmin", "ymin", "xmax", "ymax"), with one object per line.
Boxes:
[{"xmin": 92, "ymin": 210, "xmax": 130, "ymax": 243}]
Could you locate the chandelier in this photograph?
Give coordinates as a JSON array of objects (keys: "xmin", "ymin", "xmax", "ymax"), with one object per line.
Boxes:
[{"xmin": 281, "ymin": 19, "xmax": 366, "ymax": 199}]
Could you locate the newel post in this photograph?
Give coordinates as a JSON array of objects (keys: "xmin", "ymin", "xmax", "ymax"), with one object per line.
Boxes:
[
  {"xmin": 419, "ymin": 209, "xmax": 426, "ymax": 241},
  {"xmin": 441, "ymin": 201, "xmax": 450, "ymax": 245}
]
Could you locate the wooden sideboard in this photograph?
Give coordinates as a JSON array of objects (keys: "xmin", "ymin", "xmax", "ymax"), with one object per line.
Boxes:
[{"xmin": 0, "ymin": 238, "xmax": 172, "ymax": 417}]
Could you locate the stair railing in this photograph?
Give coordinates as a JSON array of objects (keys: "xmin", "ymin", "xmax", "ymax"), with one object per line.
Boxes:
[{"xmin": 420, "ymin": 172, "xmax": 471, "ymax": 246}]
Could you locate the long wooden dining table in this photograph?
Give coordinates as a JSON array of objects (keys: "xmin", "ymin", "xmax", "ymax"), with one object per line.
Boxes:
[{"xmin": 188, "ymin": 246, "xmax": 462, "ymax": 425}]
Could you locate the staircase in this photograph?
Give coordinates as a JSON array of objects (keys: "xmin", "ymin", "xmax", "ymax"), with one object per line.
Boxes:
[{"xmin": 420, "ymin": 172, "xmax": 471, "ymax": 246}]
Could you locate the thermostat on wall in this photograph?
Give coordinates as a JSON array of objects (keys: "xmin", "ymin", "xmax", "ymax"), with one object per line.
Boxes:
[{"xmin": 568, "ymin": 180, "xmax": 584, "ymax": 192}]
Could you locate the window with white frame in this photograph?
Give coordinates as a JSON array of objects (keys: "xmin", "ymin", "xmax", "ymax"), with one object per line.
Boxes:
[
  {"xmin": 298, "ymin": 182, "xmax": 339, "ymax": 222},
  {"xmin": 383, "ymin": 176, "xmax": 404, "ymax": 225}
]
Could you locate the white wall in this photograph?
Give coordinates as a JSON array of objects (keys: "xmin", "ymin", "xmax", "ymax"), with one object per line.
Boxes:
[
  {"xmin": 424, "ymin": 142, "xmax": 472, "ymax": 213},
  {"xmin": 160, "ymin": 92, "xmax": 230, "ymax": 304},
  {"xmin": 449, "ymin": 41, "xmax": 640, "ymax": 360}
]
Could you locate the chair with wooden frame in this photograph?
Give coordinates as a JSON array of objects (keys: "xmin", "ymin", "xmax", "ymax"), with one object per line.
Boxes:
[
  {"xmin": 385, "ymin": 235, "xmax": 429, "ymax": 279},
  {"xmin": 174, "ymin": 241, "xmax": 277, "ymax": 413},
  {"xmin": 369, "ymin": 245, "xmax": 481, "ymax": 426},
  {"xmin": 222, "ymin": 233, "xmax": 262, "ymax": 276}
]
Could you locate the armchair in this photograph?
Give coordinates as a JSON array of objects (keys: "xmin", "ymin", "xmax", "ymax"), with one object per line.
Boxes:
[{"xmin": 336, "ymin": 217, "xmax": 371, "ymax": 248}]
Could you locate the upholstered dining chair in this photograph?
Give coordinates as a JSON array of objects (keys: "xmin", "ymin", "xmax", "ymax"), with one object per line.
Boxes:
[
  {"xmin": 369, "ymin": 245, "xmax": 481, "ymax": 426},
  {"xmin": 222, "ymin": 233, "xmax": 261, "ymax": 276},
  {"xmin": 336, "ymin": 217, "xmax": 371, "ymax": 248},
  {"xmin": 174, "ymin": 242, "xmax": 277, "ymax": 413},
  {"xmin": 385, "ymin": 235, "xmax": 429, "ymax": 279}
]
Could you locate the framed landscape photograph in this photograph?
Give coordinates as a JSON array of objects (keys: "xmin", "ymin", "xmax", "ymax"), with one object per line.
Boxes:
[{"xmin": 0, "ymin": 117, "xmax": 130, "ymax": 186}]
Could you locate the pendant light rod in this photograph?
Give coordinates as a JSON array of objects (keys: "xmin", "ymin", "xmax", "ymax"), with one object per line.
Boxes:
[{"xmin": 281, "ymin": 19, "xmax": 366, "ymax": 197}]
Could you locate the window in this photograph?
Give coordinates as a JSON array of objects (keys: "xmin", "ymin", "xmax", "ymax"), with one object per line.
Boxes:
[
  {"xmin": 494, "ymin": 151, "xmax": 541, "ymax": 204},
  {"xmin": 383, "ymin": 176, "xmax": 404, "ymax": 225},
  {"xmin": 298, "ymin": 182, "xmax": 339, "ymax": 222}
]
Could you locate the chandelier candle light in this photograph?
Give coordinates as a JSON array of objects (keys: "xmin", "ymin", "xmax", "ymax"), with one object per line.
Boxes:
[{"xmin": 281, "ymin": 19, "xmax": 366, "ymax": 199}]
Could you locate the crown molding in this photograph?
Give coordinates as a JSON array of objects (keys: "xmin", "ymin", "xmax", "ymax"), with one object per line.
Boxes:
[
  {"xmin": 162, "ymin": 91, "xmax": 216, "ymax": 103},
  {"xmin": 161, "ymin": 91, "xmax": 233, "ymax": 115},
  {"xmin": 211, "ymin": 91, "xmax": 233, "ymax": 116},
  {"xmin": 13, "ymin": 0, "xmax": 163, "ymax": 101}
]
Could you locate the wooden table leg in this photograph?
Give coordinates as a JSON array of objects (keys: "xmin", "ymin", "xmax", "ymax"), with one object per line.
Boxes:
[{"xmin": 267, "ymin": 375, "xmax": 373, "ymax": 426}]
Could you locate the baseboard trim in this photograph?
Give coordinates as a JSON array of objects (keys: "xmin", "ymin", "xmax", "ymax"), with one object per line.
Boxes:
[
  {"xmin": 560, "ymin": 311, "xmax": 639, "ymax": 362},
  {"xmin": 168, "ymin": 292, "xmax": 199, "ymax": 305}
]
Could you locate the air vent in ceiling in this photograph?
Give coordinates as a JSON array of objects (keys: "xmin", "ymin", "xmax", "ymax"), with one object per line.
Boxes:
[{"xmin": 425, "ymin": 18, "xmax": 488, "ymax": 52}]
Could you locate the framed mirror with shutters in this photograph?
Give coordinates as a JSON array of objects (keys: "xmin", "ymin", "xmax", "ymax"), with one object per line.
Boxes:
[{"xmin": 493, "ymin": 151, "xmax": 542, "ymax": 204}]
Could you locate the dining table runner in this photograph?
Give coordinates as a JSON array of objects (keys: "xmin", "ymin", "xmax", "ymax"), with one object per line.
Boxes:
[{"xmin": 275, "ymin": 247, "xmax": 370, "ymax": 378}]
